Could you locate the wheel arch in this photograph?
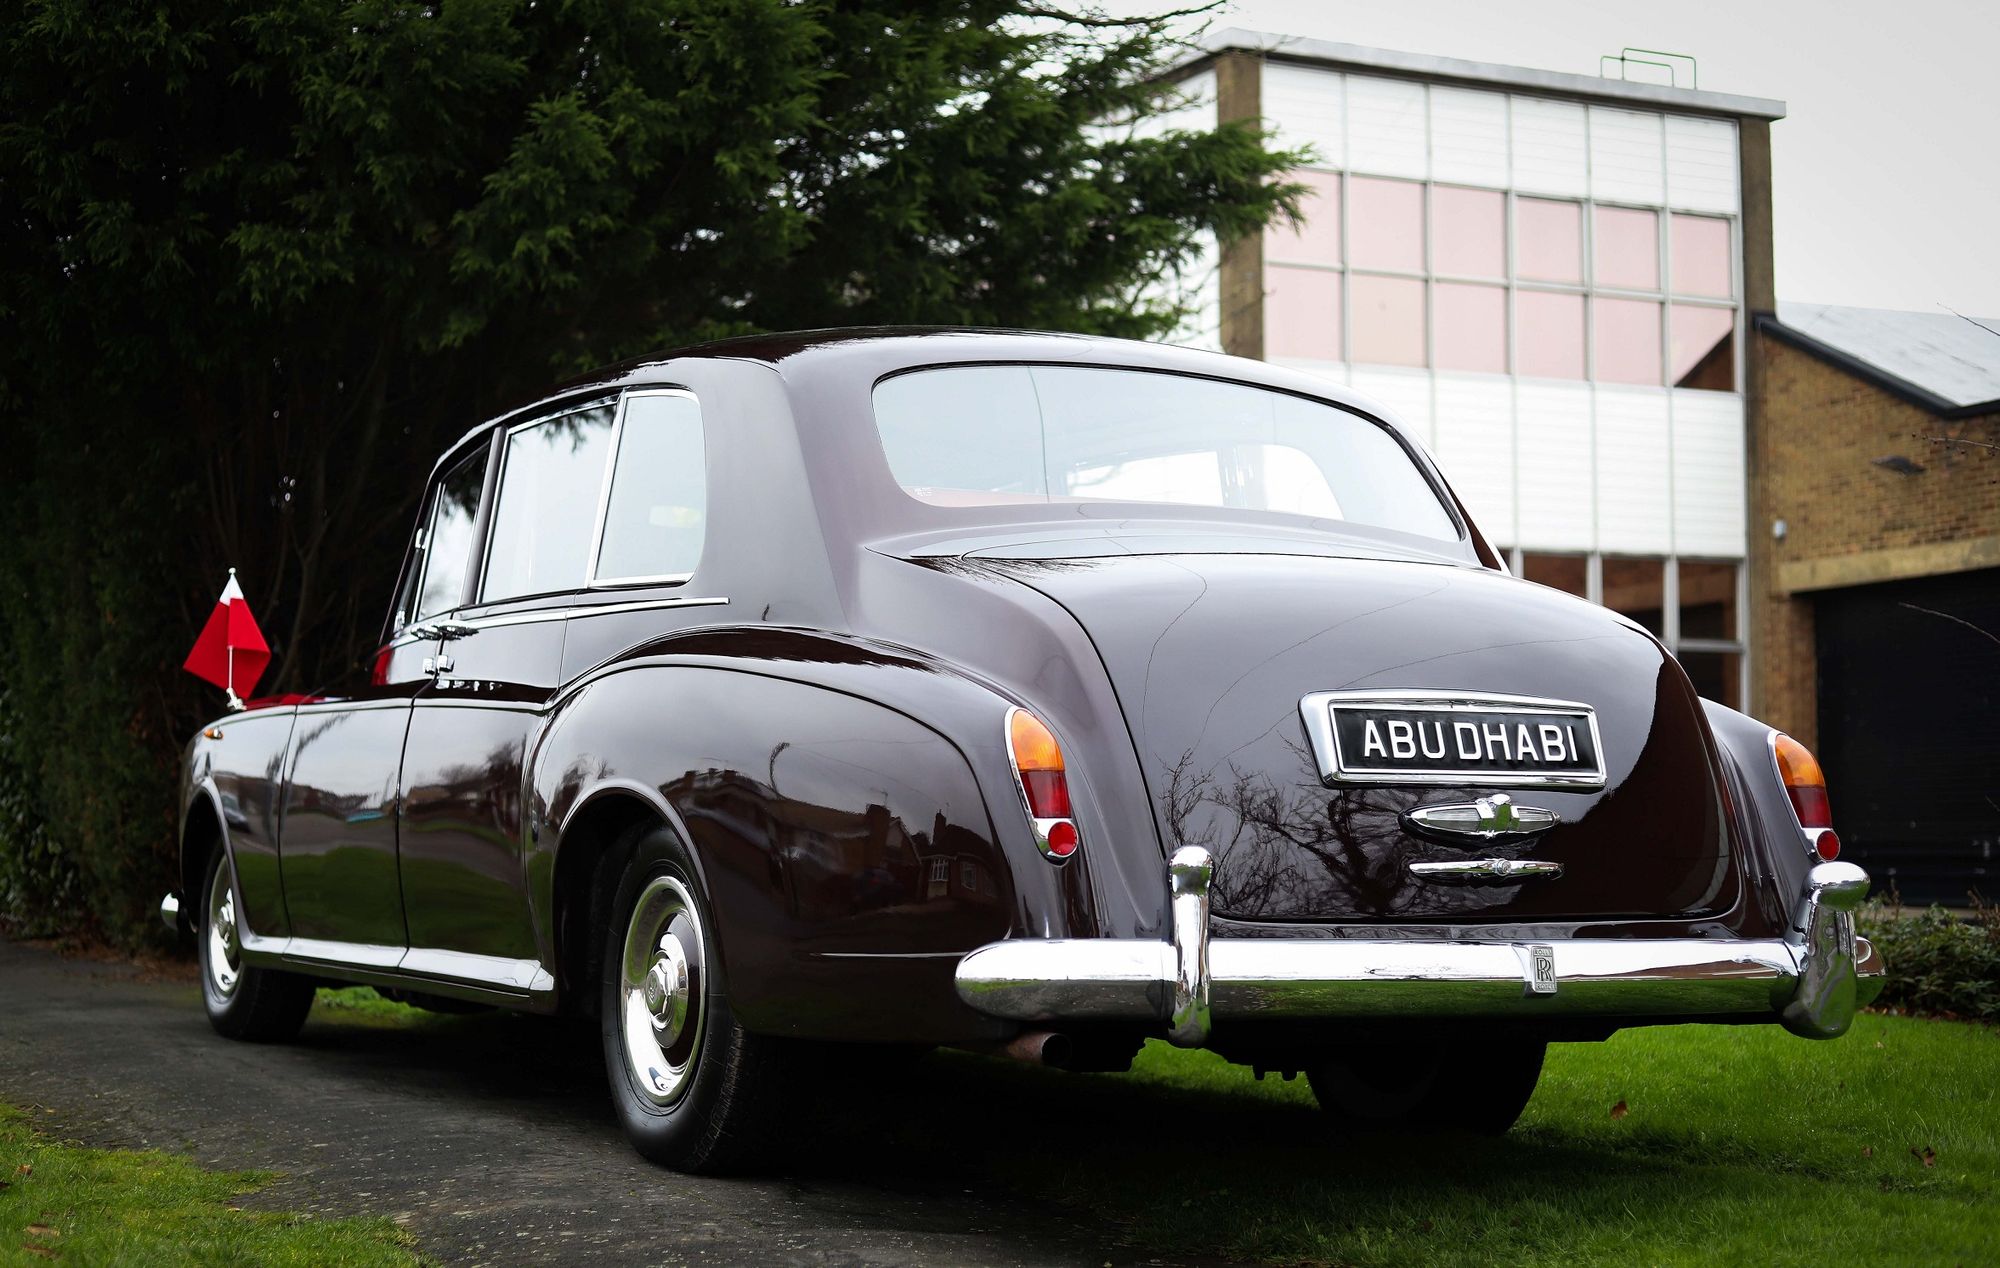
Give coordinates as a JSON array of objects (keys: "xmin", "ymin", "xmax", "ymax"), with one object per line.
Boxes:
[
  {"xmin": 179, "ymin": 783, "xmax": 230, "ymax": 928},
  {"xmin": 548, "ymin": 781, "xmax": 704, "ymax": 1017}
]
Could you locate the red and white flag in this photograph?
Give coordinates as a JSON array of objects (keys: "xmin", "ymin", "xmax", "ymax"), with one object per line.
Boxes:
[{"xmin": 183, "ymin": 570, "xmax": 270, "ymax": 708}]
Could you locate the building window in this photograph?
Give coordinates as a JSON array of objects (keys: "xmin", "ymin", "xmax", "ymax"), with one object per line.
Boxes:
[
  {"xmin": 1521, "ymin": 552, "xmax": 1587, "ymax": 598},
  {"xmin": 1262, "ymin": 169, "xmax": 1739, "ymax": 392},
  {"xmin": 1516, "ymin": 198, "xmax": 1583, "ymax": 284},
  {"xmin": 1516, "ymin": 550, "xmax": 1746, "ymax": 707},
  {"xmin": 961, "ymin": 861, "xmax": 978, "ymax": 891},
  {"xmin": 926, "ymin": 856, "xmax": 949, "ymax": 898},
  {"xmin": 1602, "ymin": 556, "xmax": 1667, "ymax": 636},
  {"xmin": 1350, "ymin": 274, "xmax": 1425, "ymax": 366},
  {"xmin": 1593, "ymin": 205, "xmax": 1659, "ymax": 291}
]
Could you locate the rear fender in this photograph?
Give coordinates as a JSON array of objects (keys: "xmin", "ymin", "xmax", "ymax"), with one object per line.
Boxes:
[
  {"xmin": 532, "ymin": 647, "xmax": 1076, "ymax": 1042},
  {"xmin": 1702, "ymin": 699, "xmax": 1817, "ymax": 930}
]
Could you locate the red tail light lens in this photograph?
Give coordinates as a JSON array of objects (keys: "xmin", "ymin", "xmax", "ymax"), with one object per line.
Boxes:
[
  {"xmin": 1008, "ymin": 708, "xmax": 1079, "ymax": 862},
  {"xmin": 1813, "ymin": 828, "xmax": 1841, "ymax": 862},
  {"xmin": 1772, "ymin": 733, "xmax": 1832, "ymax": 829}
]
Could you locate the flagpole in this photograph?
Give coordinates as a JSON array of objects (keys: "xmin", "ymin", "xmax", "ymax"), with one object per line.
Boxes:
[{"xmin": 224, "ymin": 567, "xmax": 245, "ymax": 711}]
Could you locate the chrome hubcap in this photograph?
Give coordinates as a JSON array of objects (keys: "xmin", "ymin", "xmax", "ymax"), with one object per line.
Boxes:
[
  {"xmin": 619, "ymin": 876, "xmax": 705, "ymax": 1106},
  {"xmin": 205, "ymin": 862, "xmax": 241, "ymax": 999}
]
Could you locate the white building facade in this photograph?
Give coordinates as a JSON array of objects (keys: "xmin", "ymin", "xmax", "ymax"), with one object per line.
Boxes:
[{"xmin": 1153, "ymin": 33, "xmax": 1785, "ymax": 709}]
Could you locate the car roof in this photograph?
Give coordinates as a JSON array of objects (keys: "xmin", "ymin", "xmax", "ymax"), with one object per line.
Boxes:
[{"xmin": 428, "ymin": 326, "xmax": 1422, "ymax": 485}]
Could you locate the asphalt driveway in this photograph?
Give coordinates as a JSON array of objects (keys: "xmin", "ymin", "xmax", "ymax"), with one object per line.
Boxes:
[{"xmin": 0, "ymin": 941, "xmax": 1146, "ymax": 1266}]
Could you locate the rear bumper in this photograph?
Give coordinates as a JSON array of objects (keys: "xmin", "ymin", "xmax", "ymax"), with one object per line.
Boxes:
[{"xmin": 955, "ymin": 850, "xmax": 1883, "ymax": 1045}]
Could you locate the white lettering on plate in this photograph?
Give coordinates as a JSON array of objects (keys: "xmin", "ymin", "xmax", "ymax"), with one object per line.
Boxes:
[
  {"xmin": 1418, "ymin": 720, "xmax": 1447, "ymax": 759},
  {"xmin": 1455, "ymin": 721, "xmax": 1482, "ymax": 761},
  {"xmin": 1362, "ymin": 720, "xmax": 1387, "ymax": 758},
  {"xmin": 1539, "ymin": 724, "xmax": 1568, "ymax": 763},
  {"xmin": 1388, "ymin": 719, "xmax": 1416, "ymax": 759}
]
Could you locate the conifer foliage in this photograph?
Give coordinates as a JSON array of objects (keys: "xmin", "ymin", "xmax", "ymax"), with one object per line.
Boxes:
[{"xmin": 0, "ymin": 1, "xmax": 1298, "ymax": 943}]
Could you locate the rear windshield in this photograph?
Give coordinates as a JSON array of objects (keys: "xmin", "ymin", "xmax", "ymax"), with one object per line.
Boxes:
[{"xmin": 872, "ymin": 365, "xmax": 1458, "ymax": 542}]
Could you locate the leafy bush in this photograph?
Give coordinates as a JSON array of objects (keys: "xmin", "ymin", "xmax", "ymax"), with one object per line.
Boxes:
[{"xmin": 1859, "ymin": 898, "xmax": 2000, "ymax": 1023}]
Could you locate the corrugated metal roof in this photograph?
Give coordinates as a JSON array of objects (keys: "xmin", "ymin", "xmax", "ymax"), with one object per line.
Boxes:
[
  {"xmin": 1178, "ymin": 28, "xmax": 1787, "ymax": 120},
  {"xmin": 1775, "ymin": 303, "xmax": 2000, "ymax": 413}
]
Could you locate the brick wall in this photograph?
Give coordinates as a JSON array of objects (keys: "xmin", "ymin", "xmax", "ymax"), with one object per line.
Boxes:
[{"xmin": 1749, "ymin": 330, "xmax": 2000, "ymax": 745}]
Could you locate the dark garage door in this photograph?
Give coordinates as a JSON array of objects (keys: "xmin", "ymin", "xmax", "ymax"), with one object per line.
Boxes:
[{"xmin": 1815, "ymin": 568, "xmax": 1998, "ymax": 906}]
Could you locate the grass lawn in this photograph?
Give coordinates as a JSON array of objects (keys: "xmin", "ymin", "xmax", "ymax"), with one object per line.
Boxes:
[
  {"xmin": 33, "ymin": 984, "xmax": 1993, "ymax": 1265},
  {"xmin": 0, "ymin": 1105, "xmax": 415, "ymax": 1266},
  {"xmin": 903, "ymin": 1013, "xmax": 1999, "ymax": 1266}
]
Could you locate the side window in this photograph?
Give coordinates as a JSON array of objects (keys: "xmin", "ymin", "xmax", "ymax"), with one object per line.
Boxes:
[
  {"xmin": 594, "ymin": 392, "xmax": 706, "ymax": 583},
  {"xmin": 480, "ymin": 403, "xmax": 616, "ymax": 603},
  {"xmin": 400, "ymin": 443, "xmax": 490, "ymax": 626}
]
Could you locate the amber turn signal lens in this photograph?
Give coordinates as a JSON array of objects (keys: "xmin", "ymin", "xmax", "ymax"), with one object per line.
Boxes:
[
  {"xmin": 1772, "ymin": 732, "xmax": 1832, "ymax": 830},
  {"xmin": 1008, "ymin": 708, "xmax": 1077, "ymax": 840},
  {"xmin": 1009, "ymin": 709, "xmax": 1063, "ymax": 772}
]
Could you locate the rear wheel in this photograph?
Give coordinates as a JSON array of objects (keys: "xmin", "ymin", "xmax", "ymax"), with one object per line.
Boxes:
[
  {"xmin": 1306, "ymin": 1038, "xmax": 1545, "ymax": 1136},
  {"xmin": 199, "ymin": 844, "xmax": 315, "ymax": 1042},
  {"xmin": 599, "ymin": 823, "xmax": 785, "ymax": 1172}
]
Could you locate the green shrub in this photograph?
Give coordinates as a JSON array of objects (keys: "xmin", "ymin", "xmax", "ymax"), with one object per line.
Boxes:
[{"xmin": 1859, "ymin": 898, "xmax": 2000, "ymax": 1023}]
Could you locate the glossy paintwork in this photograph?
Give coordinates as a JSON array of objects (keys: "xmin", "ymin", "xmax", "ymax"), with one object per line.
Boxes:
[
  {"xmin": 180, "ymin": 328, "xmax": 1803, "ymax": 1038},
  {"xmin": 186, "ymin": 708, "xmax": 297, "ymax": 938},
  {"xmin": 278, "ymin": 701, "xmax": 412, "ymax": 947},
  {"xmin": 973, "ymin": 551, "xmax": 1737, "ymax": 925},
  {"xmin": 399, "ymin": 592, "xmax": 568, "ymax": 961}
]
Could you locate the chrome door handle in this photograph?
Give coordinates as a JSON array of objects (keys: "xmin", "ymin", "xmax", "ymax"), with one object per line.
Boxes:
[{"xmin": 411, "ymin": 620, "xmax": 477, "ymax": 641}]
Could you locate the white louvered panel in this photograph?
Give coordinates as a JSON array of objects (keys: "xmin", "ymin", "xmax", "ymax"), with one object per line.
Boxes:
[
  {"xmin": 1429, "ymin": 86, "xmax": 1508, "ymax": 188},
  {"xmin": 1157, "ymin": 230, "xmax": 1222, "ymax": 352},
  {"xmin": 1664, "ymin": 115, "xmax": 1740, "ymax": 214},
  {"xmin": 1345, "ymin": 75, "xmax": 1428, "ymax": 179},
  {"xmin": 1272, "ymin": 358, "xmax": 1348, "ymax": 386},
  {"xmin": 1589, "ymin": 106, "xmax": 1665, "ymax": 205},
  {"xmin": 1350, "ymin": 366, "xmax": 1434, "ymax": 449},
  {"xmin": 1129, "ymin": 69, "xmax": 1215, "ymax": 143},
  {"xmin": 1431, "ymin": 372, "xmax": 1515, "ymax": 542},
  {"xmin": 1514, "ymin": 381, "xmax": 1594, "ymax": 550},
  {"xmin": 1508, "ymin": 96, "xmax": 1587, "ymax": 197},
  {"xmin": 1593, "ymin": 386, "xmax": 1672, "ymax": 554},
  {"xmin": 1671, "ymin": 391, "xmax": 1746, "ymax": 557},
  {"xmin": 1263, "ymin": 63, "xmax": 1344, "ymax": 171}
]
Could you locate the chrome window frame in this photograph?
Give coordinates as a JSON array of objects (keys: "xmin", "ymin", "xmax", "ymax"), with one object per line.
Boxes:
[
  {"xmin": 585, "ymin": 387, "xmax": 707, "ymax": 590},
  {"xmin": 475, "ymin": 394, "xmax": 621, "ymax": 606}
]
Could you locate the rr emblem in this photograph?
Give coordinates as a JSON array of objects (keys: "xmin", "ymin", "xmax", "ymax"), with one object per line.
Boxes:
[{"xmin": 1527, "ymin": 944, "xmax": 1557, "ymax": 996}]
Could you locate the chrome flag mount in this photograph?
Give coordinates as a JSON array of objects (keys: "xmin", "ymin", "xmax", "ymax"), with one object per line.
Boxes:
[{"xmin": 183, "ymin": 569, "xmax": 271, "ymax": 711}]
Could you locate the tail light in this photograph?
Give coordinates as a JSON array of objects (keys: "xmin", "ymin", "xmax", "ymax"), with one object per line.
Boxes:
[
  {"xmin": 1007, "ymin": 708, "xmax": 1079, "ymax": 862},
  {"xmin": 1771, "ymin": 732, "xmax": 1838, "ymax": 858}
]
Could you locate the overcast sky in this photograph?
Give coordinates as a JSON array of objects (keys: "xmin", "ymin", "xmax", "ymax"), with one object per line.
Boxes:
[{"xmin": 1102, "ymin": 0, "xmax": 2000, "ymax": 317}]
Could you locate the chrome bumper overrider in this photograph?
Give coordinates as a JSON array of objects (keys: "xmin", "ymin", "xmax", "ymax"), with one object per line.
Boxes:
[{"xmin": 955, "ymin": 849, "xmax": 1883, "ymax": 1046}]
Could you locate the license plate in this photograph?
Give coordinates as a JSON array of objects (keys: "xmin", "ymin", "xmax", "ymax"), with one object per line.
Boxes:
[{"xmin": 1298, "ymin": 691, "xmax": 1606, "ymax": 789}]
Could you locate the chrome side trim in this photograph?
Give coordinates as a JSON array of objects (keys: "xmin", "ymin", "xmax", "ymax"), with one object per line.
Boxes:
[
  {"xmin": 237, "ymin": 934, "xmax": 558, "ymax": 1000},
  {"xmin": 1408, "ymin": 857, "xmax": 1564, "ymax": 883},
  {"xmin": 401, "ymin": 948, "xmax": 557, "ymax": 994},
  {"xmin": 1298, "ymin": 689, "xmax": 1608, "ymax": 790},
  {"xmin": 557, "ymin": 595, "xmax": 729, "ymax": 623}
]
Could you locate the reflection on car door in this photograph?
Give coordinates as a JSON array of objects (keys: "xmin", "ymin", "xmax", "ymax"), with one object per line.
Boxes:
[
  {"xmin": 396, "ymin": 399, "xmax": 617, "ymax": 992},
  {"xmin": 278, "ymin": 439, "xmax": 492, "ymax": 965}
]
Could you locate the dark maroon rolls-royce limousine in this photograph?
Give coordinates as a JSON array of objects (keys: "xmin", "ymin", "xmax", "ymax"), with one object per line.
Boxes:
[{"xmin": 165, "ymin": 329, "xmax": 1881, "ymax": 1170}]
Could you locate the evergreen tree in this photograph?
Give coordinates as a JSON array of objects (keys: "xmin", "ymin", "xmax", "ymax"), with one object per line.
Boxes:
[{"xmin": 0, "ymin": 0, "xmax": 1299, "ymax": 944}]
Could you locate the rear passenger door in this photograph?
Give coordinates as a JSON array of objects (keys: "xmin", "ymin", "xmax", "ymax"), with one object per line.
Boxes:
[{"xmin": 396, "ymin": 398, "xmax": 617, "ymax": 992}]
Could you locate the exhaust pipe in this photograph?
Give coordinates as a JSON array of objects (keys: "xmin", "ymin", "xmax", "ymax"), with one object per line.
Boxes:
[{"xmin": 1003, "ymin": 1030, "xmax": 1072, "ymax": 1068}]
